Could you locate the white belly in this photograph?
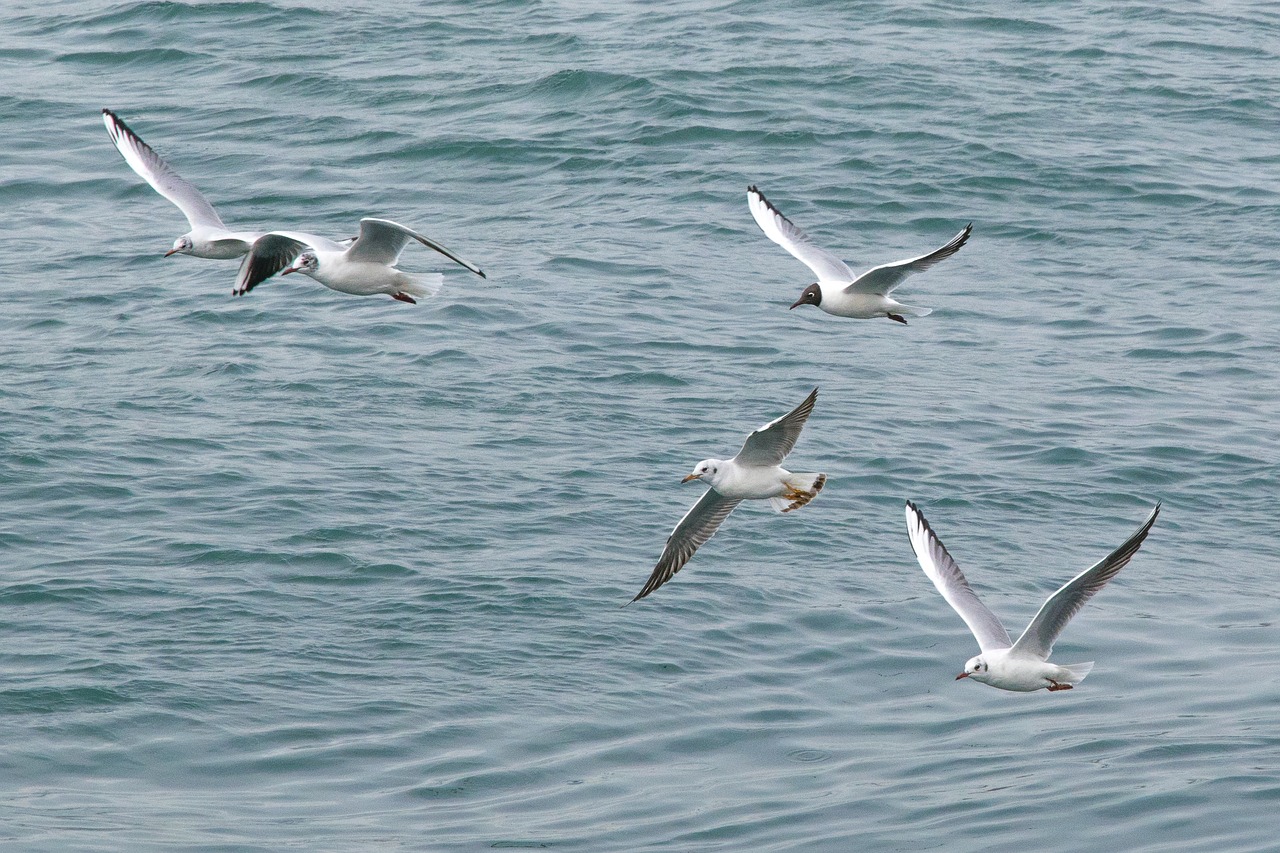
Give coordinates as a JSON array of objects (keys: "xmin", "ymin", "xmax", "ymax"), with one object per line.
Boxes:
[
  {"xmin": 710, "ymin": 463, "xmax": 790, "ymax": 500},
  {"xmin": 313, "ymin": 261, "xmax": 406, "ymax": 296},
  {"xmin": 822, "ymin": 291, "xmax": 894, "ymax": 319},
  {"xmin": 975, "ymin": 651, "xmax": 1063, "ymax": 692}
]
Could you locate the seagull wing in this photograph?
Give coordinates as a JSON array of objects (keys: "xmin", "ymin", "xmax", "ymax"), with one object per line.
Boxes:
[
  {"xmin": 631, "ymin": 490, "xmax": 742, "ymax": 602},
  {"xmin": 747, "ymin": 186, "xmax": 855, "ymax": 283},
  {"xmin": 1010, "ymin": 504, "xmax": 1160, "ymax": 660},
  {"xmin": 845, "ymin": 223, "xmax": 971, "ymax": 296},
  {"xmin": 733, "ymin": 387, "xmax": 818, "ymax": 467},
  {"xmin": 102, "ymin": 109, "xmax": 227, "ymax": 231},
  {"xmin": 346, "ymin": 218, "xmax": 486, "ymax": 277},
  {"xmin": 234, "ymin": 233, "xmax": 312, "ymax": 295},
  {"xmin": 905, "ymin": 501, "xmax": 1013, "ymax": 653}
]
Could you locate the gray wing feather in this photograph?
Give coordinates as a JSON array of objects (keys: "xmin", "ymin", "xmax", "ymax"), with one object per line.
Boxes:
[
  {"xmin": 234, "ymin": 233, "xmax": 309, "ymax": 295},
  {"xmin": 1011, "ymin": 504, "xmax": 1160, "ymax": 660},
  {"xmin": 748, "ymin": 186, "xmax": 855, "ymax": 282},
  {"xmin": 846, "ymin": 223, "xmax": 972, "ymax": 296},
  {"xmin": 905, "ymin": 501, "xmax": 1013, "ymax": 653},
  {"xmin": 734, "ymin": 387, "xmax": 818, "ymax": 467},
  {"xmin": 102, "ymin": 109, "xmax": 227, "ymax": 230},
  {"xmin": 347, "ymin": 218, "xmax": 486, "ymax": 277},
  {"xmin": 631, "ymin": 490, "xmax": 742, "ymax": 602}
]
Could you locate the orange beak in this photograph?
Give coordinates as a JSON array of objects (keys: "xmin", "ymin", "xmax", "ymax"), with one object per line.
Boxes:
[
  {"xmin": 164, "ymin": 248, "xmax": 180, "ymax": 257},
  {"xmin": 681, "ymin": 473, "xmax": 701, "ymax": 483},
  {"xmin": 955, "ymin": 672, "xmax": 970, "ymax": 680}
]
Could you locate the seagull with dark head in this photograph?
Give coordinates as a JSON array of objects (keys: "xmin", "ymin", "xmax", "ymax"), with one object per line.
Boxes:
[
  {"xmin": 748, "ymin": 185, "xmax": 970, "ymax": 324},
  {"xmin": 234, "ymin": 218, "xmax": 486, "ymax": 304}
]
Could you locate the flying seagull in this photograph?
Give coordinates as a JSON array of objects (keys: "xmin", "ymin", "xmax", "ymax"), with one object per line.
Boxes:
[
  {"xmin": 233, "ymin": 219, "xmax": 486, "ymax": 304},
  {"xmin": 905, "ymin": 500, "xmax": 1160, "ymax": 692},
  {"xmin": 102, "ymin": 108, "xmax": 263, "ymax": 259},
  {"xmin": 632, "ymin": 388, "xmax": 825, "ymax": 603},
  {"xmin": 747, "ymin": 185, "xmax": 970, "ymax": 324}
]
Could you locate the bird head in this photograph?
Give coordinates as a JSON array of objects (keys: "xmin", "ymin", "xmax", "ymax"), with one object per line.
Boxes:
[
  {"xmin": 789, "ymin": 283, "xmax": 822, "ymax": 310},
  {"xmin": 958, "ymin": 656, "xmax": 988, "ymax": 682},
  {"xmin": 165, "ymin": 235, "xmax": 194, "ymax": 257},
  {"xmin": 282, "ymin": 252, "xmax": 319, "ymax": 276},
  {"xmin": 682, "ymin": 459, "xmax": 720, "ymax": 484}
]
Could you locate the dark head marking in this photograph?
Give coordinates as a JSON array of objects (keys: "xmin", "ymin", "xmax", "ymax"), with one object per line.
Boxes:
[{"xmin": 789, "ymin": 284, "xmax": 822, "ymax": 310}]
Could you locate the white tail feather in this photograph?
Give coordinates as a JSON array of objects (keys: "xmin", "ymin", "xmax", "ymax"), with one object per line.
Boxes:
[
  {"xmin": 401, "ymin": 273, "xmax": 444, "ymax": 297},
  {"xmin": 769, "ymin": 472, "xmax": 826, "ymax": 513},
  {"xmin": 1059, "ymin": 661, "xmax": 1095, "ymax": 685}
]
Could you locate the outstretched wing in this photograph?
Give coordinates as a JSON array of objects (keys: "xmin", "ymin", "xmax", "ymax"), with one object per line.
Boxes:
[
  {"xmin": 234, "ymin": 233, "xmax": 310, "ymax": 295},
  {"xmin": 734, "ymin": 387, "xmax": 818, "ymax": 467},
  {"xmin": 846, "ymin": 223, "xmax": 971, "ymax": 296},
  {"xmin": 1011, "ymin": 504, "xmax": 1160, "ymax": 660},
  {"xmin": 905, "ymin": 501, "xmax": 1013, "ymax": 653},
  {"xmin": 631, "ymin": 490, "xmax": 742, "ymax": 602},
  {"xmin": 347, "ymin": 218, "xmax": 486, "ymax": 277},
  {"xmin": 747, "ymin": 186, "xmax": 854, "ymax": 283},
  {"xmin": 102, "ymin": 109, "xmax": 227, "ymax": 230}
]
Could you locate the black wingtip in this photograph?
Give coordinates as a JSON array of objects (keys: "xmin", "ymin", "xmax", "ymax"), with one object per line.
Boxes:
[
  {"xmin": 904, "ymin": 499, "xmax": 937, "ymax": 534},
  {"xmin": 903, "ymin": 500, "xmax": 931, "ymax": 561},
  {"xmin": 800, "ymin": 386, "xmax": 819, "ymax": 414}
]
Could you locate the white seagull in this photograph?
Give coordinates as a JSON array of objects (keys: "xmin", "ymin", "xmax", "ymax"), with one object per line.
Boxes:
[
  {"xmin": 233, "ymin": 219, "xmax": 486, "ymax": 304},
  {"xmin": 747, "ymin": 185, "xmax": 970, "ymax": 324},
  {"xmin": 632, "ymin": 388, "xmax": 825, "ymax": 603},
  {"xmin": 905, "ymin": 501, "xmax": 1160, "ymax": 692},
  {"xmin": 102, "ymin": 108, "xmax": 263, "ymax": 259}
]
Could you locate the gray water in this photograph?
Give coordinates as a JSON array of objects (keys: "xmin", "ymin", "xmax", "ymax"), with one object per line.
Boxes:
[{"xmin": 2, "ymin": 1, "xmax": 1278, "ymax": 850}]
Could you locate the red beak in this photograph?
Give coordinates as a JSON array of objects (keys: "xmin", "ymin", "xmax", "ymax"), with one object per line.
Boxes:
[
  {"xmin": 164, "ymin": 249, "xmax": 179, "ymax": 257},
  {"xmin": 788, "ymin": 297, "xmax": 804, "ymax": 310},
  {"xmin": 955, "ymin": 672, "xmax": 970, "ymax": 680},
  {"xmin": 281, "ymin": 267, "xmax": 297, "ymax": 276}
]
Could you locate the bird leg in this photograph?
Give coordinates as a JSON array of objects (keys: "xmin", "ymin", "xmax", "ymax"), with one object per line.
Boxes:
[
  {"xmin": 392, "ymin": 292, "xmax": 417, "ymax": 304},
  {"xmin": 782, "ymin": 487, "xmax": 814, "ymax": 513},
  {"xmin": 1046, "ymin": 681, "xmax": 1074, "ymax": 691},
  {"xmin": 886, "ymin": 313, "xmax": 908, "ymax": 325}
]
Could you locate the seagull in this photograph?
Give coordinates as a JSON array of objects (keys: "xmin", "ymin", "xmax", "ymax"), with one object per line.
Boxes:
[
  {"xmin": 904, "ymin": 501, "xmax": 1160, "ymax": 692},
  {"xmin": 233, "ymin": 219, "xmax": 486, "ymax": 304},
  {"xmin": 102, "ymin": 108, "xmax": 263, "ymax": 259},
  {"xmin": 747, "ymin": 185, "xmax": 971, "ymax": 324},
  {"xmin": 631, "ymin": 388, "xmax": 825, "ymax": 603}
]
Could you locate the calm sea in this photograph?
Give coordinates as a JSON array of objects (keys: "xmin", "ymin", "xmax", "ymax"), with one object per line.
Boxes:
[{"xmin": 2, "ymin": 1, "xmax": 1278, "ymax": 850}]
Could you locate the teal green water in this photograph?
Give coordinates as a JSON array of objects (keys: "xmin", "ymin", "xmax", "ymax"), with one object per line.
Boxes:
[{"xmin": 2, "ymin": 1, "xmax": 1278, "ymax": 850}]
